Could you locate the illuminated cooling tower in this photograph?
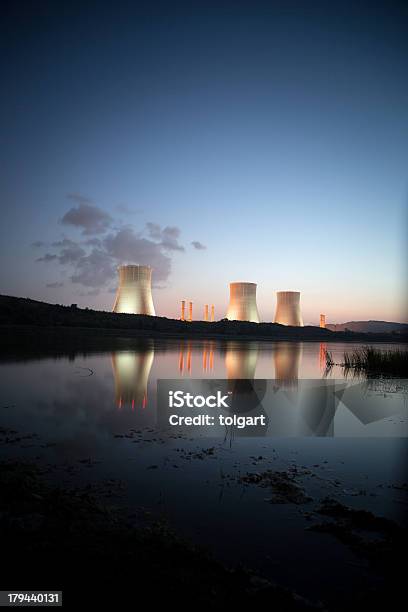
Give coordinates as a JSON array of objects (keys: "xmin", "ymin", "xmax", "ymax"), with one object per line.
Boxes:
[
  {"xmin": 112, "ymin": 265, "xmax": 155, "ymax": 315},
  {"xmin": 226, "ymin": 282, "xmax": 260, "ymax": 323},
  {"xmin": 274, "ymin": 291, "xmax": 303, "ymax": 326}
]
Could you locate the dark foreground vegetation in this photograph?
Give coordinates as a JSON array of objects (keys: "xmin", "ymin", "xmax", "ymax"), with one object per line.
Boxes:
[
  {"xmin": 0, "ymin": 461, "xmax": 317, "ymax": 609},
  {"xmin": 325, "ymin": 346, "xmax": 408, "ymax": 377},
  {"xmin": 1, "ymin": 459, "xmax": 406, "ymax": 610},
  {"xmin": 1, "ymin": 294, "xmax": 406, "ymax": 343}
]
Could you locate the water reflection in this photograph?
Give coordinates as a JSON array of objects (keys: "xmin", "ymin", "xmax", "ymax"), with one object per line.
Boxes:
[
  {"xmin": 177, "ymin": 340, "xmax": 216, "ymax": 375},
  {"xmin": 225, "ymin": 341, "xmax": 258, "ymax": 379},
  {"xmin": 0, "ymin": 339, "xmax": 405, "ymax": 439},
  {"xmin": 319, "ymin": 343, "xmax": 327, "ymax": 372},
  {"xmin": 273, "ymin": 343, "xmax": 302, "ymax": 387},
  {"xmin": 202, "ymin": 341, "xmax": 215, "ymax": 373},
  {"xmin": 111, "ymin": 347, "xmax": 154, "ymax": 410}
]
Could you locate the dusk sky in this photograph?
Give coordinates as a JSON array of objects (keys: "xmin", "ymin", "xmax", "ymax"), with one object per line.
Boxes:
[{"xmin": 1, "ymin": 0, "xmax": 407, "ymax": 323}]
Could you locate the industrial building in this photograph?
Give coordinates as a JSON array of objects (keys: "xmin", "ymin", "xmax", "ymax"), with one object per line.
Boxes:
[
  {"xmin": 226, "ymin": 282, "xmax": 260, "ymax": 323},
  {"xmin": 274, "ymin": 291, "xmax": 303, "ymax": 326},
  {"xmin": 112, "ymin": 265, "xmax": 155, "ymax": 315}
]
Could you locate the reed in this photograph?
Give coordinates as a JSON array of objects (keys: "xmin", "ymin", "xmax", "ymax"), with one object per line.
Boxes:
[{"xmin": 325, "ymin": 346, "xmax": 408, "ymax": 377}]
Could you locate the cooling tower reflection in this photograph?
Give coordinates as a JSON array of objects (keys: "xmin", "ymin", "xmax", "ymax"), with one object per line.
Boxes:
[
  {"xmin": 111, "ymin": 347, "xmax": 154, "ymax": 410},
  {"xmin": 224, "ymin": 341, "xmax": 267, "ymax": 433},
  {"xmin": 273, "ymin": 343, "xmax": 302, "ymax": 387},
  {"xmin": 225, "ymin": 341, "xmax": 258, "ymax": 379}
]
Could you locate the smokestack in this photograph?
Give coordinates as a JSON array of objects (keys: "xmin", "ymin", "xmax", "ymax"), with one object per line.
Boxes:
[
  {"xmin": 204, "ymin": 304, "xmax": 209, "ymax": 321},
  {"xmin": 274, "ymin": 291, "xmax": 303, "ymax": 326},
  {"xmin": 181, "ymin": 300, "xmax": 186, "ymax": 321},
  {"xmin": 188, "ymin": 301, "xmax": 193, "ymax": 322},
  {"xmin": 226, "ymin": 282, "xmax": 260, "ymax": 323},
  {"xmin": 211, "ymin": 305, "xmax": 215, "ymax": 322},
  {"xmin": 320, "ymin": 314, "xmax": 326, "ymax": 329},
  {"xmin": 112, "ymin": 265, "xmax": 155, "ymax": 315}
]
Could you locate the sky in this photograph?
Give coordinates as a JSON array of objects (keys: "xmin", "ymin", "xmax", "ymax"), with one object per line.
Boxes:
[{"xmin": 0, "ymin": 0, "xmax": 407, "ymax": 324}]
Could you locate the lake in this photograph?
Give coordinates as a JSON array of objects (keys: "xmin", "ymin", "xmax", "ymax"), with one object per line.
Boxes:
[{"xmin": 0, "ymin": 338, "xmax": 407, "ymax": 605}]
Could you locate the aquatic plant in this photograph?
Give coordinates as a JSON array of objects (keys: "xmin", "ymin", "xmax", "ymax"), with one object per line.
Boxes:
[{"xmin": 326, "ymin": 346, "xmax": 408, "ymax": 377}]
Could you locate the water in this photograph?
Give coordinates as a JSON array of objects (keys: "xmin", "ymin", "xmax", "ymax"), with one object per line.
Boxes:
[{"xmin": 0, "ymin": 338, "xmax": 407, "ymax": 603}]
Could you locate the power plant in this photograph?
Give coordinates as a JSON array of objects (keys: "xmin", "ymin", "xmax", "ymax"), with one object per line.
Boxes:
[
  {"xmin": 226, "ymin": 282, "xmax": 260, "ymax": 323},
  {"xmin": 112, "ymin": 265, "xmax": 155, "ymax": 316},
  {"xmin": 111, "ymin": 264, "xmax": 314, "ymax": 327},
  {"xmin": 274, "ymin": 291, "xmax": 303, "ymax": 327}
]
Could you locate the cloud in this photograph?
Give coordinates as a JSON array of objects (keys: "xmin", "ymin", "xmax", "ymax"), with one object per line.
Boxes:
[
  {"xmin": 46, "ymin": 282, "xmax": 64, "ymax": 288},
  {"xmin": 71, "ymin": 249, "xmax": 116, "ymax": 288},
  {"xmin": 84, "ymin": 237, "xmax": 102, "ymax": 247},
  {"xmin": 36, "ymin": 253, "xmax": 58, "ymax": 262},
  {"xmin": 146, "ymin": 222, "xmax": 161, "ymax": 240},
  {"xmin": 146, "ymin": 223, "xmax": 184, "ymax": 252},
  {"xmin": 51, "ymin": 238, "xmax": 76, "ymax": 247},
  {"xmin": 104, "ymin": 227, "xmax": 171, "ymax": 282},
  {"xmin": 37, "ymin": 228, "xmax": 173, "ymax": 288},
  {"xmin": 161, "ymin": 226, "xmax": 184, "ymax": 251},
  {"xmin": 49, "ymin": 238, "xmax": 86, "ymax": 264},
  {"xmin": 191, "ymin": 240, "xmax": 206, "ymax": 250},
  {"xmin": 62, "ymin": 200, "xmax": 112, "ymax": 235},
  {"xmin": 78, "ymin": 288, "xmax": 100, "ymax": 297},
  {"xmin": 116, "ymin": 203, "xmax": 142, "ymax": 215},
  {"xmin": 34, "ymin": 199, "xmax": 193, "ymax": 290},
  {"xmin": 67, "ymin": 193, "xmax": 93, "ymax": 205},
  {"xmin": 37, "ymin": 239, "xmax": 85, "ymax": 265},
  {"xmin": 58, "ymin": 244, "xmax": 86, "ymax": 264},
  {"xmin": 31, "ymin": 240, "xmax": 44, "ymax": 248}
]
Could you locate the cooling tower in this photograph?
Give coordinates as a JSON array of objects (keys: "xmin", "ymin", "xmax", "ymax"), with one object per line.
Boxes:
[
  {"xmin": 274, "ymin": 291, "xmax": 303, "ymax": 326},
  {"xmin": 226, "ymin": 282, "xmax": 260, "ymax": 323},
  {"xmin": 112, "ymin": 265, "xmax": 155, "ymax": 315}
]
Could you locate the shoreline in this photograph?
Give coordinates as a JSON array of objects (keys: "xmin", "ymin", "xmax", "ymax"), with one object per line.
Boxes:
[
  {"xmin": 1, "ymin": 294, "xmax": 407, "ymax": 348},
  {"xmin": 1, "ymin": 322, "xmax": 407, "ymax": 344}
]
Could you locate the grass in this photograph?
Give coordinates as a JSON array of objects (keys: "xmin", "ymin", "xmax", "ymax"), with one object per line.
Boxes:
[{"xmin": 325, "ymin": 346, "xmax": 408, "ymax": 377}]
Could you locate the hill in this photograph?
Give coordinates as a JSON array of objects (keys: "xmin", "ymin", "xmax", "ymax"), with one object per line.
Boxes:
[
  {"xmin": 327, "ymin": 320, "xmax": 408, "ymax": 334},
  {"xmin": 0, "ymin": 294, "xmax": 406, "ymax": 343}
]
